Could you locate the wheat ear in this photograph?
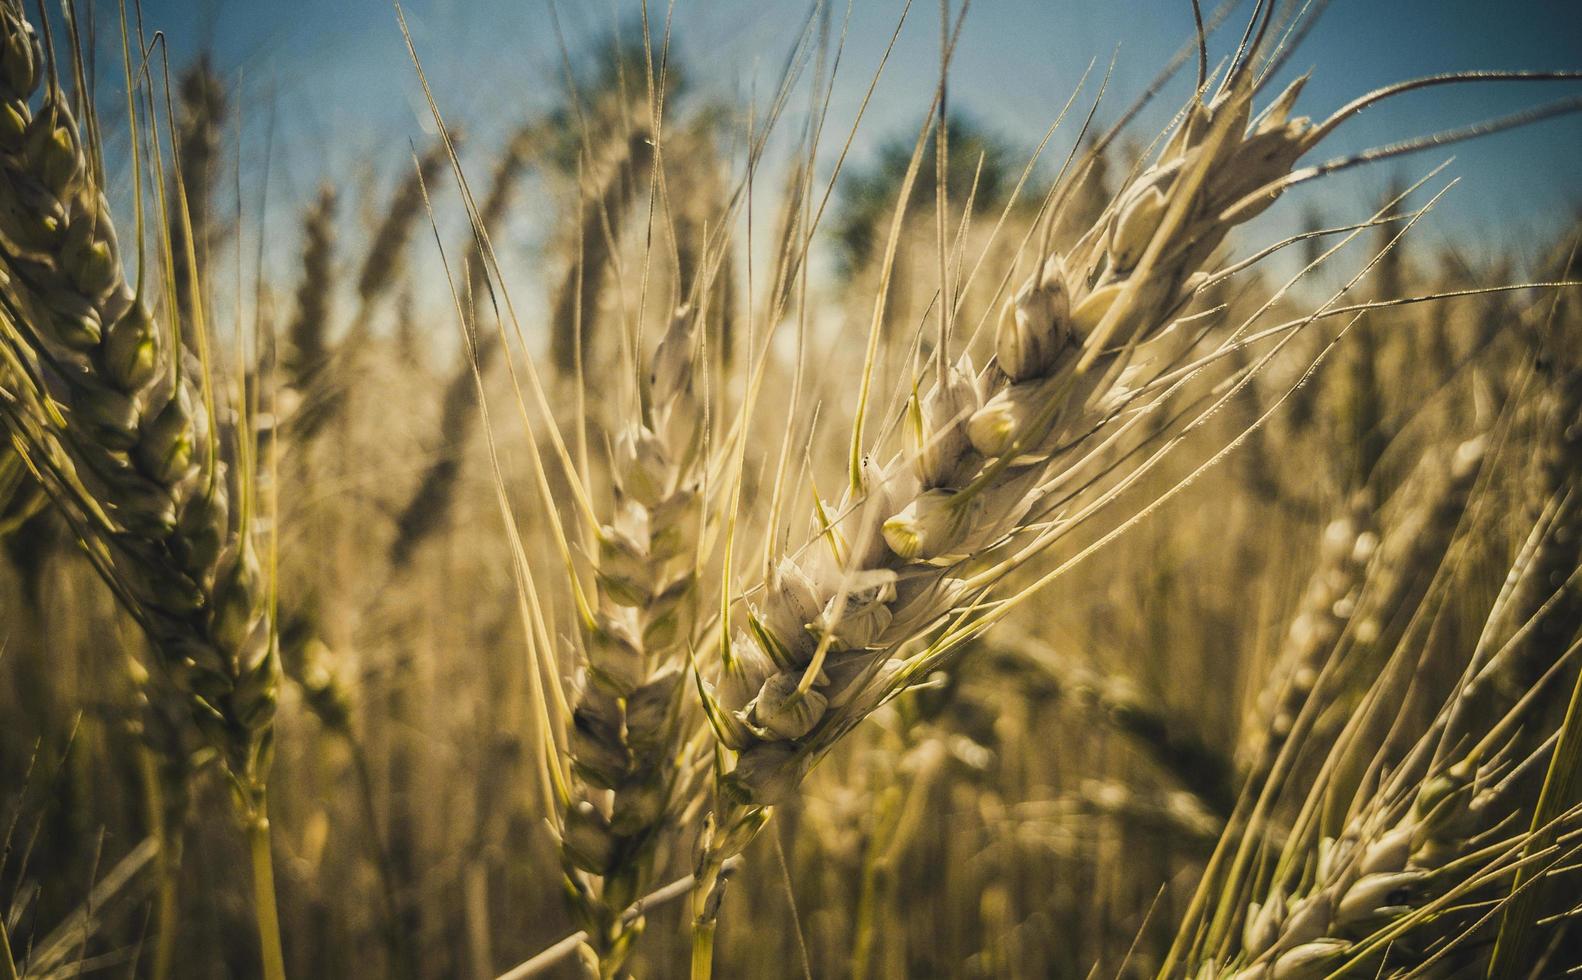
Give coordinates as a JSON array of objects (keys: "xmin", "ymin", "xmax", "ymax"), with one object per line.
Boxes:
[
  {"xmin": 558, "ymin": 305, "xmax": 706, "ymax": 978},
  {"xmin": 0, "ymin": 5, "xmax": 282, "ymax": 976},
  {"xmin": 1185, "ymin": 365, "xmax": 1582, "ymax": 979},
  {"xmin": 290, "ymin": 138, "xmax": 454, "ymax": 444},
  {"xmin": 550, "ymin": 126, "xmax": 654, "ymax": 378},
  {"xmin": 992, "ymin": 634, "xmax": 1238, "ymax": 816},
  {"xmin": 688, "ymin": 63, "xmax": 1329, "ymax": 972},
  {"xmin": 1237, "ymin": 495, "xmax": 1376, "ymax": 785},
  {"xmin": 281, "ymin": 183, "xmax": 337, "ymax": 400},
  {"xmin": 1201, "ymin": 568, "xmax": 1582, "ymax": 977},
  {"xmin": 167, "ymin": 54, "xmax": 225, "ymax": 352},
  {"xmin": 389, "ymin": 122, "xmax": 538, "ymax": 570}
]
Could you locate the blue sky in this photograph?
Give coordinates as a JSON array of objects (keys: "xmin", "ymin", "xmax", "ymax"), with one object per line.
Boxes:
[{"xmin": 106, "ymin": 0, "xmax": 1582, "ymax": 287}]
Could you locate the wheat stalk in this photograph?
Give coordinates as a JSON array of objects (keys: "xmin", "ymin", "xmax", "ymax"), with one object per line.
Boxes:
[
  {"xmin": 557, "ymin": 304, "xmax": 708, "ymax": 978},
  {"xmin": 0, "ymin": 4, "xmax": 283, "ymax": 976},
  {"xmin": 687, "ymin": 53, "xmax": 1330, "ymax": 972},
  {"xmin": 1179, "ymin": 354, "xmax": 1582, "ymax": 978},
  {"xmin": 124, "ymin": 652, "xmax": 204, "ymax": 980},
  {"xmin": 682, "ymin": 22, "xmax": 1582, "ymax": 968}
]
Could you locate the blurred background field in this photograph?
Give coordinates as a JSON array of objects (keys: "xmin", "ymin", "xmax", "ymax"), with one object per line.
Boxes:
[{"xmin": 2, "ymin": 1, "xmax": 1581, "ymax": 978}]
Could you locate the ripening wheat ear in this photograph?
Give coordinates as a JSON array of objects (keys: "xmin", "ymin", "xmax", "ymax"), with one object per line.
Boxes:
[
  {"xmin": 550, "ymin": 125, "xmax": 655, "ymax": 379},
  {"xmin": 682, "ymin": 10, "xmax": 1582, "ymax": 970},
  {"xmin": 358, "ymin": 137, "xmax": 457, "ymax": 309},
  {"xmin": 685, "ymin": 47, "xmax": 1332, "ymax": 973},
  {"xmin": 1182, "ymin": 515, "xmax": 1582, "ymax": 979},
  {"xmin": 1237, "ymin": 493, "xmax": 1377, "ymax": 788},
  {"xmin": 556, "ymin": 304, "xmax": 710, "ymax": 978},
  {"xmin": 389, "ymin": 14, "xmax": 730, "ymax": 971},
  {"xmin": 0, "ymin": 4, "xmax": 284, "ymax": 977},
  {"xmin": 1428, "ymin": 360, "xmax": 1582, "ymax": 769},
  {"xmin": 288, "ymin": 137, "xmax": 455, "ymax": 444},
  {"xmin": 1485, "ymin": 355, "xmax": 1582, "ymax": 980},
  {"xmin": 282, "ymin": 183, "xmax": 338, "ymax": 400},
  {"xmin": 389, "ymin": 121, "xmax": 539, "ymax": 571},
  {"xmin": 666, "ymin": 114, "xmax": 739, "ymax": 368},
  {"xmin": 992, "ymin": 633, "xmax": 1239, "ymax": 817},
  {"xmin": 168, "ymin": 54, "xmax": 226, "ymax": 353},
  {"xmin": 1162, "ymin": 329, "xmax": 1582, "ymax": 978}
]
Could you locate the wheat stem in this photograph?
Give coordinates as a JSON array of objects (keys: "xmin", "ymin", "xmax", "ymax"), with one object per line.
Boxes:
[
  {"xmin": 689, "ymin": 919, "xmax": 716, "ymax": 980},
  {"xmin": 245, "ymin": 807, "xmax": 287, "ymax": 980},
  {"xmin": 496, "ymin": 860, "xmax": 734, "ymax": 980},
  {"xmin": 152, "ymin": 859, "xmax": 179, "ymax": 980},
  {"xmin": 135, "ymin": 742, "xmax": 181, "ymax": 980}
]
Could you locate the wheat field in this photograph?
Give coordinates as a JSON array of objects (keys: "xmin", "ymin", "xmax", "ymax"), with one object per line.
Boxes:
[{"xmin": 2, "ymin": 0, "xmax": 1581, "ymax": 977}]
